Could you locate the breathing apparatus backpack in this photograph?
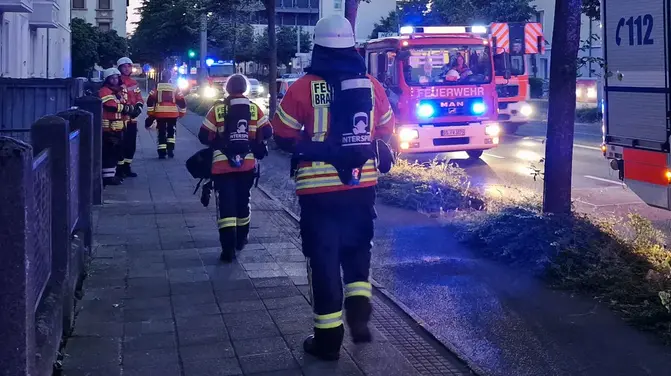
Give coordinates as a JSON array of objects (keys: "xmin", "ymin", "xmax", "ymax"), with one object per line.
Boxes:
[{"xmin": 221, "ymin": 97, "xmax": 252, "ymax": 168}]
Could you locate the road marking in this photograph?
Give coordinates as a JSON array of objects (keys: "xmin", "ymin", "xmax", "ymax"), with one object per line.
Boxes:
[
  {"xmin": 583, "ymin": 175, "xmax": 622, "ymax": 185},
  {"xmin": 483, "ymin": 153, "xmax": 505, "ymax": 159},
  {"xmin": 574, "ymin": 144, "xmax": 602, "ymax": 151}
]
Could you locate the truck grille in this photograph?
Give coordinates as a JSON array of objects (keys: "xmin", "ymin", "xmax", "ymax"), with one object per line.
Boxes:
[{"xmin": 496, "ymin": 85, "xmax": 519, "ymax": 98}]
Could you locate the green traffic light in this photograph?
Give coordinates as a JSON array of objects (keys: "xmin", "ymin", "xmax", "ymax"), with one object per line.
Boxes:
[{"xmin": 188, "ymin": 50, "xmax": 195, "ymax": 58}]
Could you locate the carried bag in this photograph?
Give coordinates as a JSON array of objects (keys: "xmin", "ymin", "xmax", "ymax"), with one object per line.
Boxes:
[{"xmin": 186, "ymin": 147, "xmax": 213, "ymax": 180}]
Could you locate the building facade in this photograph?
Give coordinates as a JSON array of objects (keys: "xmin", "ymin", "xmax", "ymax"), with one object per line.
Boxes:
[
  {"xmin": 71, "ymin": 0, "xmax": 127, "ymax": 36},
  {"xmin": 530, "ymin": 0, "xmax": 603, "ymax": 79},
  {"xmin": 0, "ymin": 0, "xmax": 71, "ymax": 78}
]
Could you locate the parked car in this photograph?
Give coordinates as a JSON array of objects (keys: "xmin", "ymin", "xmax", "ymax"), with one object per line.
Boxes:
[{"xmin": 246, "ymin": 78, "xmax": 265, "ymax": 99}]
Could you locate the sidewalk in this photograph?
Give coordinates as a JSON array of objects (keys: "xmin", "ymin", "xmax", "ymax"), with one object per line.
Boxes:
[{"xmin": 61, "ymin": 116, "xmax": 472, "ymax": 376}]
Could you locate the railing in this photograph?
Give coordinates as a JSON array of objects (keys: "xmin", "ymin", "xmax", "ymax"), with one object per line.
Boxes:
[{"xmin": 0, "ymin": 79, "xmax": 103, "ymax": 376}]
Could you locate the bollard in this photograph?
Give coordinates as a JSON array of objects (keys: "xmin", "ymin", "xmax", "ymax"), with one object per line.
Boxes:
[
  {"xmin": 74, "ymin": 96, "xmax": 103, "ymax": 205},
  {"xmin": 31, "ymin": 115, "xmax": 75, "ymax": 337},
  {"xmin": 0, "ymin": 137, "xmax": 38, "ymax": 376}
]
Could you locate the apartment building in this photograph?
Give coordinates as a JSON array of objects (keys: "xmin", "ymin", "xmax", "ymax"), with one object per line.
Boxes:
[
  {"xmin": 71, "ymin": 0, "xmax": 127, "ymax": 36},
  {"xmin": 251, "ymin": 0, "xmax": 396, "ymax": 43},
  {"xmin": 531, "ymin": 0, "xmax": 603, "ymax": 79},
  {"xmin": 0, "ymin": 0, "xmax": 71, "ymax": 78}
]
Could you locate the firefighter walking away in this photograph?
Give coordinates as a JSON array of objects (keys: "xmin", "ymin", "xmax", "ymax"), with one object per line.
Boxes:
[
  {"xmin": 99, "ymin": 67, "xmax": 135, "ymax": 186},
  {"xmin": 272, "ymin": 15, "xmax": 395, "ymax": 361},
  {"xmin": 198, "ymin": 74, "xmax": 273, "ymax": 262},
  {"xmin": 117, "ymin": 57, "xmax": 144, "ymax": 176},
  {"xmin": 146, "ymin": 69, "xmax": 187, "ymax": 158}
]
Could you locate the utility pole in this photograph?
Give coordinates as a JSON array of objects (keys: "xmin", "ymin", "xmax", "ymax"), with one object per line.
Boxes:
[{"xmin": 199, "ymin": 12, "xmax": 208, "ymax": 85}]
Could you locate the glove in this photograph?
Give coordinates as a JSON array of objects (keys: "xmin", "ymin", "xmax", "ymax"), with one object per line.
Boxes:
[
  {"xmin": 130, "ymin": 103, "xmax": 143, "ymax": 118},
  {"xmin": 145, "ymin": 117, "xmax": 155, "ymax": 129},
  {"xmin": 122, "ymin": 104, "xmax": 133, "ymax": 115}
]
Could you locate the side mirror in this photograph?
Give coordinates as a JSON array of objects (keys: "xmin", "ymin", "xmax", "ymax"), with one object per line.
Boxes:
[{"xmin": 502, "ymin": 52, "xmax": 512, "ymax": 80}]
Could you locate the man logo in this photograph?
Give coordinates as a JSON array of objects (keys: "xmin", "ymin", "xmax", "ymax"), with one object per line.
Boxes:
[
  {"xmin": 448, "ymin": 108, "xmax": 457, "ymax": 114},
  {"xmin": 440, "ymin": 101, "xmax": 465, "ymax": 108},
  {"xmin": 352, "ymin": 112, "xmax": 369, "ymax": 135}
]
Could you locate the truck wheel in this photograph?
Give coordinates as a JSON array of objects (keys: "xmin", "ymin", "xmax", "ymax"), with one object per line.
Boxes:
[
  {"xmin": 466, "ymin": 150, "xmax": 484, "ymax": 159},
  {"xmin": 504, "ymin": 123, "xmax": 521, "ymax": 134}
]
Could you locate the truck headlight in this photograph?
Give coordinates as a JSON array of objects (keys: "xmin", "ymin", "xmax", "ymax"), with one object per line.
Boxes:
[
  {"xmin": 258, "ymin": 86, "xmax": 264, "ymax": 93},
  {"xmin": 520, "ymin": 104, "xmax": 533, "ymax": 117},
  {"xmin": 398, "ymin": 128, "xmax": 419, "ymax": 142},
  {"xmin": 485, "ymin": 123, "xmax": 501, "ymax": 136},
  {"xmin": 203, "ymin": 86, "xmax": 217, "ymax": 98},
  {"xmin": 177, "ymin": 77, "xmax": 189, "ymax": 90},
  {"xmin": 587, "ymin": 87, "xmax": 597, "ymax": 99}
]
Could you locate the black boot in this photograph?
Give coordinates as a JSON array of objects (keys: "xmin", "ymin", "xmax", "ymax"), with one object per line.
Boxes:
[
  {"xmin": 115, "ymin": 165, "xmax": 125, "ymax": 180},
  {"xmin": 167, "ymin": 149, "xmax": 174, "ymax": 158},
  {"xmin": 103, "ymin": 177, "xmax": 122, "ymax": 186},
  {"xmin": 158, "ymin": 150, "xmax": 166, "ymax": 159},
  {"xmin": 219, "ymin": 230, "xmax": 235, "ymax": 263},
  {"xmin": 345, "ymin": 296, "xmax": 373, "ymax": 344},
  {"xmin": 235, "ymin": 235, "xmax": 249, "ymax": 251},
  {"xmin": 125, "ymin": 163, "xmax": 138, "ymax": 178},
  {"xmin": 303, "ymin": 326, "xmax": 344, "ymax": 361}
]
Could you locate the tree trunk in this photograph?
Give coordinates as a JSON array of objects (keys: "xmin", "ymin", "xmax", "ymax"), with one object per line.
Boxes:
[
  {"xmin": 344, "ymin": 0, "xmax": 360, "ymax": 37},
  {"xmin": 542, "ymin": 0, "xmax": 582, "ymax": 214},
  {"xmin": 266, "ymin": 0, "xmax": 278, "ymax": 116}
]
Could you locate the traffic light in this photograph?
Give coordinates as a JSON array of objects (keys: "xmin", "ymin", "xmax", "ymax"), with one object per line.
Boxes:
[{"xmin": 188, "ymin": 50, "xmax": 196, "ymax": 58}]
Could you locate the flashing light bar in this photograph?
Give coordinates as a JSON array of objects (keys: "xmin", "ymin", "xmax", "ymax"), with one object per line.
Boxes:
[{"xmin": 400, "ymin": 25, "xmax": 490, "ymax": 35}]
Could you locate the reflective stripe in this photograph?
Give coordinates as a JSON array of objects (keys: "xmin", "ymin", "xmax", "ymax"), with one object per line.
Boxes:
[
  {"xmin": 101, "ymin": 95, "xmax": 117, "ymax": 102},
  {"xmin": 344, "ymin": 281, "xmax": 372, "ymax": 298},
  {"xmin": 250, "ymin": 124, "xmax": 258, "ymax": 132},
  {"xmin": 296, "ymin": 160, "xmax": 376, "ymax": 179},
  {"xmin": 178, "ymin": 107, "xmax": 187, "ymax": 113},
  {"xmin": 202, "ymin": 117, "xmax": 217, "ymax": 132},
  {"xmin": 314, "ymin": 311, "xmax": 343, "ymax": 329},
  {"xmin": 102, "ymin": 120, "xmax": 125, "ymax": 131},
  {"xmin": 153, "ymin": 105, "xmax": 179, "ymax": 113},
  {"xmin": 276, "ymin": 104, "xmax": 302, "ymax": 130},
  {"xmin": 167, "ymin": 138, "xmax": 176, "ymax": 143},
  {"xmin": 341, "ymin": 78, "xmax": 372, "ymax": 91},
  {"xmin": 212, "ymin": 150, "xmax": 255, "ymax": 163},
  {"xmin": 124, "ymin": 159, "xmax": 133, "ymax": 163},
  {"xmin": 102, "ymin": 168, "xmax": 116, "ymax": 178},
  {"xmin": 295, "ymin": 172, "xmax": 377, "ymax": 191},
  {"xmin": 217, "ymin": 217, "xmax": 236, "ymax": 229},
  {"xmin": 116, "ymin": 103, "xmax": 124, "ymax": 112},
  {"xmin": 117, "ymin": 160, "xmax": 125, "ymax": 165},
  {"xmin": 236, "ymin": 215, "xmax": 250, "ymax": 226},
  {"xmin": 312, "ymin": 107, "xmax": 327, "ymax": 142},
  {"xmin": 380, "ymin": 108, "xmax": 393, "ymax": 125},
  {"xmin": 158, "ymin": 144, "xmax": 167, "ymax": 150},
  {"xmin": 257, "ymin": 115, "xmax": 269, "ymax": 127},
  {"xmin": 230, "ymin": 98, "xmax": 250, "ymax": 106},
  {"xmin": 146, "ymin": 106, "xmax": 155, "ymax": 112}
]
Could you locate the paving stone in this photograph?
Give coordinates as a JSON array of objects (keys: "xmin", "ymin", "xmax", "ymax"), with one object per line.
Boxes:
[
  {"xmin": 171, "ymin": 281, "xmax": 214, "ymax": 295},
  {"xmin": 215, "ymin": 288, "xmax": 261, "ymax": 303},
  {"xmin": 239, "ymin": 350, "xmax": 299, "ymax": 374},
  {"xmin": 268, "ymin": 307, "xmax": 313, "ymax": 335},
  {"xmin": 123, "ymin": 332, "xmax": 177, "ymax": 351},
  {"xmin": 125, "ymin": 284, "xmax": 171, "ymax": 299},
  {"xmin": 178, "ymin": 327, "xmax": 229, "ymax": 347},
  {"xmin": 211, "ymin": 278, "xmax": 255, "ymax": 291},
  {"xmin": 293, "ymin": 350, "xmax": 364, "ymax": 376},
  {"xmin": 233, "ymin": 336, "xmax": 289, "ymax": 357},
  {"xmin": 171, "ymin": 292, "xmax": 217, "ymax": 307},
  {"xmin": 218, "ymin": 299, "xmax": 266, "ymax": 314},
  {"xmin": 124, "ymin": 296, "xmax": 172, "ymax": 310},
  {"xmin": 72, "ymin": 322, "xmax": 124, "ymax": 337},
  {"xmin": 251, "ymin": 277, "xmax": 294, "ymax": 288},
  {"xmin": 122, "ymin": 363, "xmax": 182, "ymax": 376},
  {"xmin": 256, "ymin": 286, "xmax": 302, "ymax": 299},
  {"xmin": 168, "ymin": 267, "xmax": 210, "ymax": 283},
  {"xmin": 180, "ymin": 341, "xmax": 236, "ymax": 361},
  {"xmin": 223, "ymin": 311, "xmax": 280, "ymax": 340},
  {"xmin": 246, "ymin": 370, "xmax": 303, "ymax": 376},
  {"xmin": 345, "ymin": 341, "xmax": 421, "ymax": 376},
  {"xmin": 242, "ymin": 262, "xmax": 283, "ymax": 271},
  {"xmin": 208, "ymin": 266, "xmax": 250, "ymax": 281},
  {"xmin": 247, "ymin": 269, "xmax": 287, "ymax": 278},
  {"xmin": 182, "ymin": 358, "xmax": 243, "ymax": 376},
  {"xmin": 64, "ymin": 336, "xmax": 121, "ymax": 369},
  {"xmin": 176, "ymin": 314, "xmax": 225, "ymax": 331},
  {"xmin": 61, "ymin": 366, "xmax": 122, "ymax": 376},
  {"xmin": 263, "ymin": 296, "xmax": 310, "ymax": 311},
  {"xmin": 124, "ymin": 306, "xmax": 173, "ymax": 322},
  {"xmin": 123, "ymin": 347, "xmax": 180, "ymax": 368},
  {"xmin": 124, "ymin": 319, "xmax": 176, "ymax": 335}
]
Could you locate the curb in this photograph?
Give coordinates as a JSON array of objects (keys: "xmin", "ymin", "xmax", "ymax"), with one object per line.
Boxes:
[{"xmin": 255, "ymin": 184, "xmax": 487, "ymax": 376}]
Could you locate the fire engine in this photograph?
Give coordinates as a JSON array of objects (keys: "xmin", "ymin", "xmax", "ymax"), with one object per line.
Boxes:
[
  {"xmin": 489, "ymin": 22, "xmax": 545, "ymax": 133},
  {"xmin": 364, "ymin": 25, "xmax": 502, "ymax": 158},
  {"xmin": 207, "ymin": 60, "xmax": 236, "ymax": 90},
  {"xmin": 602, "ymin": 0, "xmax": 671, "ymax": 209}
]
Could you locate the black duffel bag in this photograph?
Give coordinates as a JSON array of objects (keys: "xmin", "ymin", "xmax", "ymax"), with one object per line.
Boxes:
[{"xmin": 186, "ymin": 148, "xmax": 213, "ymax": 180}]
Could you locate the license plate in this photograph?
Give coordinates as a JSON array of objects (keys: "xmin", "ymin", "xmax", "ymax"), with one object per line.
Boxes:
[{"xmin": 440, "ymin": 129, "xmax": 466, "ymax": 137}]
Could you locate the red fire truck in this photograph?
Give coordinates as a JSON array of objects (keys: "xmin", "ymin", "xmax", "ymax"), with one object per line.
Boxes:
[
  {"xmin": 364, "ymin": 25, "xmax": 502, "ymax": 158},
  {"xmin": 207, "ymin": 60, "xmax": 235, "ymax": 91},
  {"xmin": 602, "ymin": 0, "xmax": 671, "ymax": 209}
]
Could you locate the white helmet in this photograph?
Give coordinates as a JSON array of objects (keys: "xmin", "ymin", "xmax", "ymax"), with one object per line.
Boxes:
[
  {"xmin": 445, "ymin": 69, "xmax": 460, "ymax": 80},
  {"xmin": 117, "ymin": 57, "xmax": 133, "ymax": 67},
  {"xmin": 102, "ymin": 67, "xmax": 121, "ymax": 80},
  {"xmin": 313, "ymin": 15, "xmax": 355, "ymax": 49}
]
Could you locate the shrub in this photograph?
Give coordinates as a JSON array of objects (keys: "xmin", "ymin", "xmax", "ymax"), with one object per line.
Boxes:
[
  {"xmin": 529, "ymin": 77, "xmax": 545, "ymax": 98},
  {"xmin": 575, "ymin": 108, "xmax": 603, "ymax": 123}
]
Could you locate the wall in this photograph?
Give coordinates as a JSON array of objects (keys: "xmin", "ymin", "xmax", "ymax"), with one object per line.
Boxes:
[
  {"xmin": 0, "ymin": 0, "xmax": 72, "ymax": 78},
  {"xmin": 318, "ymin": 0, "xmax": 396, "ymax": 43},
  {"xmin": 70, "ymin": 0, "xmax": 127, "ymax": 36}
]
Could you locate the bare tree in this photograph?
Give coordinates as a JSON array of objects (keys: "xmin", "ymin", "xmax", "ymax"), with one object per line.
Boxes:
[{"xmin": 542, "ymin": 0, "xmax": 583, "ymax": 214}]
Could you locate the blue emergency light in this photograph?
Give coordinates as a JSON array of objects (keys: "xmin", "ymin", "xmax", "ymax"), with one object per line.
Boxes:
[
  {"xmin": 206, "ymin": 58, "xmax": 214, "ymax": 67},
  {"xmin": 417, "ymin": 103, "xmax": 435, "ymax": 118},
  {"xmin": 471, "ymin": 102, "xmax": 486, "ymax": 115}
]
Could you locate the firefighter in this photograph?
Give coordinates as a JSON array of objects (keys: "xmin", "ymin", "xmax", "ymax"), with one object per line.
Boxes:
[
  {"xmin": 198, "ymin": 74, "xmax": 273, "ymax": 262},
  {"xmin": 272, "ymin": 15, "xmax": 395, "ymax": 361},
  {"xmin": 145, "ymin": 69, "xmax": 186, "ymax": 158},
  {"xmin": 117, "ymin": 57, "xmax": 144, "ymax": 177},
  {"xmin": 99, "ymin": 67, "xmax": 134, "ymax": 186}
]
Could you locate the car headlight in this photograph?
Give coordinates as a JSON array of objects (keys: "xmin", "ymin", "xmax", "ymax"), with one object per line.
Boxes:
[
  {"xmin": 177, "ymin": 77, "xmax": 189, "ymax": 90},
  {"xmin": 258, "ymin": 86, "xmax": 264, "ymax": 93},
  {"xmin": 485, "ymin": 123, "xmax": 501, "ymax": 136},
  {"xmin": 398, "ymin": 128, "xmax": 419, "ymax": 142},
  {"xmin": 520, "ymin": 104, "xmax": 533, "ymax": 117},
  {"xmin": 587, "ymin": 87, "xmax": 597, "ymax": 99},
  {"xmin": 203, "ymin": 86, "xmax": 217, "ymax": 98}
]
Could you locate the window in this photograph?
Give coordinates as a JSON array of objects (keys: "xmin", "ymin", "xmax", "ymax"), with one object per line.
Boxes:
[
  {"xmin": 0, "ymin": 20, "xmax": 6, "ymax": 76},
  {"xmin": 30, "ymin": 29, "xmax": 37, "ymax": 77},
  {"xmin": 367, "ymin": 52, "xmax": 378, "ymax": 77},
  {"xmin": 402, "ymin": 45, "xmax": 493, "ymax": 86},
  {"xmin": 334, "ymin": 0, "xmax": 342, "ymax": 10},
  {"xmin": 98, "ymin": 0, "xmax": 110, "ymax": 9},
  {"xmin": 535, "ymin": 11, "xmax": 545, "ymax": 32},
  {"xmin": 540, "ymin": 57, "xmax": 549, "ymax": 79},
  {"xmin": 72, "ymin": 0, "xmax": 85, "ymax": 9},
  {"xmin": 97, "ymin": 22, "xmax": 111, "ymax": 32},
  {"xmin": 385, "ymin": 51, "xmax": 397, "ymax": 86}
]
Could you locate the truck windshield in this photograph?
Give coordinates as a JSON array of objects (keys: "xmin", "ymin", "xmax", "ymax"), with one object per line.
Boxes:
[
  {"xmin": 493, "ymin": 54, "xmax": 525, "ymax": 76},
  {"xmin": 402, "ymin": 45, "xmax": 493, "ymax": 86},
  {"xmin": 209, "ymin": 65, "xmax": 234, "ymax": 77}
]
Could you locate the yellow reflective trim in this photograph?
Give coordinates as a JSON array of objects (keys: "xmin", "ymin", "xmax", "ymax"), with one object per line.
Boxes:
[
  {"xmin": 146, "ymin": 106, "xmax": 155, "ymax": 112},
  {"xmin": 312, "ymin": 107, "xmax": 327, "ymax": 142},
  {"xmin": 380, "ymin": 108, "xmax": 393, "ymax": 125},
  {"xmin": 217, "ymin": 217, "xmax": 237, "ymax": 229},
  {"xmin": 117, "ymin": 104, "xmax": 124, "ymax": 112},
  {"xmin": 167, "ymin": 138, "xmax": 176, "ymax": 143},
  {"xmin": 344, "ymin": 281, "xmax": 372, "ymax": 298},
  {"xmin": 236, "ymin": 216, "xmax": 250, "ymax": 226},
  {"xmin": 276, "ymin": 105, "xmax": 302, "ymax": 130},
  {"xmin": 212, "ymin": 150, "xmax": 255, "ymax": 163},
  {"xmin": 295, "ymin": 173, "xmax": 377, "ymax": 191},
  {"xmin": 296, "ymin": 160, "xmax": 376, "ymax": 179},
  {"xmin": 314, "ymin": 311, "xmax": 343, "ymax": 329},
  {"xmin": 124, "ymin": 158, "xmax": 133, "ymax": 163},
  {"xmin": 157, "ymin": 83, "xmax": 175, "ymax": 91},
  {"xmin": 101, "ymin": 95, "xmax": 116, "ymax": 102},
  {"xmin": 153, "ymin": 105, "xmax": 179, "ymax": 113},
  {"xmin": 117, "ymin": 161, "xmax": 125, "ymax": 165},
  {"xmin": 214, "ymin": 104, "xmax": 227, "ymax": 122},
  {"xmin": 202, "ymin": 118, "xmax": 217, "ymax": 132},
  {"xmin": 157, "ymin": 144, "xmax": 167, "ymax": 150},
  {"xmin": 257, "ymin": 115, "xmax": 269, "ymax": 127}
]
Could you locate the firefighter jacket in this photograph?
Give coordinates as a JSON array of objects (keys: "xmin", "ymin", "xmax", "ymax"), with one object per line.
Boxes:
[
  {"xmin": 272, "ymin": 74, "xmax": 395, "ymax": 196},
  {"xmin": 146, "ymin": 83, "xmax": 186, "ymax": 119},
  {"xmin": 199, "ymin": 96, "xmax": 272, "ymax": 175},
  {"xmin": 99, "ymin": 85, "xmax": 129, "ymax": 132},
  {"xmin": 120, "ymin": 75, "xmax": 144, "ymax": 109}
]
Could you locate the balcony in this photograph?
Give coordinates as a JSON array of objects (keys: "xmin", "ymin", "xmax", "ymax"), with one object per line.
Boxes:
[
  {"xmin": 29, "ymin": 0, "xmax": 59, "ymax": 28},
  {"xmin": 96, "ymin": 9, "xmax": 113, "ymax": 21},
  {"xmin": 0, "ymin": 0, "xmax": 33, "ymax": 13}
]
